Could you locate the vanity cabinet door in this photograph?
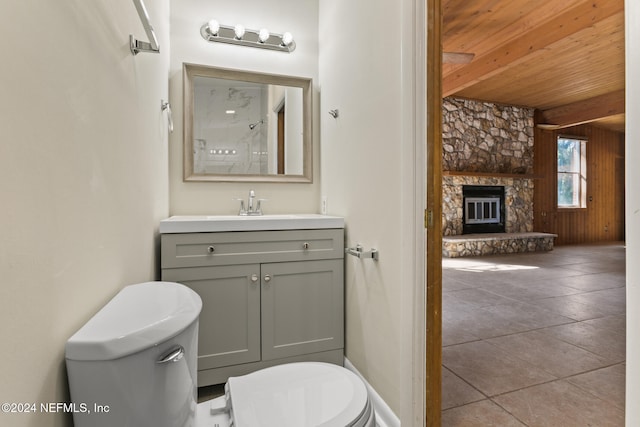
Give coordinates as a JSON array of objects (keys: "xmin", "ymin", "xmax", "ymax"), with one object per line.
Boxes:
[
  {"xmin": 260, "ymin": 259, "xmax": 344, "ymax": 361},
  {"xmin": 162, "ymin": 264, "xmax": 261, "ymax": 370}
]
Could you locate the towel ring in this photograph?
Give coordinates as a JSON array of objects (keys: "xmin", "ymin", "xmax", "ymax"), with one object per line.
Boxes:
[{"xmin": 161, "ymin": 100, "xmax": 173, "ymax": 133}]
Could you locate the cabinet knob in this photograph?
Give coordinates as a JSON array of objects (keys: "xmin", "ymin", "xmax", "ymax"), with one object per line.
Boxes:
[
  {"xmin": 303, "ymin": 242, "xmax": 310, "ymax": 250},
  {"xmin": 250, "ymin": 274, "xmax": 259, "ymax": 282},
  {"xmin": 264, "ymin": 274, "xmax": 272, "ymax": 282},
  {"xmin": 207, "ymin": 246, "xmax": 215, "ymax": 254}
]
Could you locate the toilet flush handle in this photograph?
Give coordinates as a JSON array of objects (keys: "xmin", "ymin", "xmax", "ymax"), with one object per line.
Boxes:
[{"xmin": 157, "ymin": 345, "xmax": 185, "ymax": 364}]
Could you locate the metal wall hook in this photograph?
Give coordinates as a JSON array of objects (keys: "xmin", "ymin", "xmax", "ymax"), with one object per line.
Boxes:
[
  {"xmin": 161, "ymin": 100, "xmax": 173, "ymax": 133},
  {"xmin": 345, "ymin": 244, "xmax": 379, "ymax": 261},
  {"xmin": 328, "ymin": 109, "xmax": 339, "ymax": 119}
]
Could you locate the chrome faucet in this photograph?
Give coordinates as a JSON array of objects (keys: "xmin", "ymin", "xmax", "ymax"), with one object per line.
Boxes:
[
  {"xmin": 237, "ymin": 190, "xmax": 265, "ymax": 216},
  {"xmin": 248, "ymin": 190, "xmax": 256, "ymax": 212}
]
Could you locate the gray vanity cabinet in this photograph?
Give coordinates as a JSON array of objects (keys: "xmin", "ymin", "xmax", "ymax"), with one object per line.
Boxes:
[
  {"xmin": 160, "ymin": 228, "xmax": 344, "ymax": 386},
  {"xmin": 161, "ymin": 264, "xmax": 262, "ymax": 370},
  {"xmin": 260, "ymin": 259, "xmax": 343, "ymax": 361}
]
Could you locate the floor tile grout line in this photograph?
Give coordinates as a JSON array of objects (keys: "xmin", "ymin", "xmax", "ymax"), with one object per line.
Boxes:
[
  {"xmin": 484, "ymin": 375, "xmax": 625, "ymax": 421},
  {"xmin": 563, "ymin": 363, "xmax": 626, "ymax": 412},
  {"xmin": 442, "ymin": 317, "xmax": 579, "ymax": 348},
  {"xmin": 443, "ymin": 318, "xmax": 624, "ymax": 385},
  {"xmin": 442, "ymin": 242, "xmax": 626, "ymax": 424},
  {"xmin": 487, "ymin": 396, "xmax": 531, "ymax": 427},
  {"xmin": 441, "ymin": 366, "xmax": 491, "ymax": 410}
]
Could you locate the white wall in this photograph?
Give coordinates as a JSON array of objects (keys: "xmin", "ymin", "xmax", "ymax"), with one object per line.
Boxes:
[
  {"xmin": 174, "ymin": 0, "xmax": 425, "ymax": 421},
  {"xmin": 0, "ymin": 1, "xmax": 170, "ymax": 426},
  {"xmin": 169, "ymin": 0, "xmax": 319, "ymax": 215},
  {"xmin": 625, "ymin": 2, "xmax": 640, "ymax": 425},
  {"xmin": 319, "ymin": 0, "xmax": 423, "ymax": 421}
]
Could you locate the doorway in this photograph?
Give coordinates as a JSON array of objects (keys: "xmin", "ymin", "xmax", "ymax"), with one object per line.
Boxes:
[{"xmin": 428, "ymin": 1, "xmax": 632, "ymax": 425}]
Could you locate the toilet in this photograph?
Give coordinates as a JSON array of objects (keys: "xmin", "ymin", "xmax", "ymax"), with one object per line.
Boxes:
[{"xmin": 65, "ymin": 281, "xmax": 375, "ymax": 427}]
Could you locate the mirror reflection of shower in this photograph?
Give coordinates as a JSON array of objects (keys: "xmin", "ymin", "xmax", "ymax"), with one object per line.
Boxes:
[{"xmin": 249, "ymin": 119, "xmax": 265, "ymax": 130}]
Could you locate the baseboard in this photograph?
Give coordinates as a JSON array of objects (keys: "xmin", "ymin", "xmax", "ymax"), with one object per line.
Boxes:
[{"xmin": 344, "ymin": 358, "xmax": 401, "ymax": 427}]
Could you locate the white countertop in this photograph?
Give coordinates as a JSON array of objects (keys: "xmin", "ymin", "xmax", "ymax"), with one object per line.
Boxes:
[{"xmin": 159, "ymin": 214, "xmax": 345, "ymax": 233}]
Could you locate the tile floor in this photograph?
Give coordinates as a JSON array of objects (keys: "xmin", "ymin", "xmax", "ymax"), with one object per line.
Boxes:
[{"xmin": 442, "ymin": 242, "xmax": 626, "ymax": 426}]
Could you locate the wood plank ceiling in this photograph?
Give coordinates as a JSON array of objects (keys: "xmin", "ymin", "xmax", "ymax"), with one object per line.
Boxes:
[{"xmin": 442, "ymin": 0, "xmax": 625, "ymax": 133}]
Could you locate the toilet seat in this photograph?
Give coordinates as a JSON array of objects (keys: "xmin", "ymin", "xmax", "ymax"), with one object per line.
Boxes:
[{"xmin": 196, "ymin": 362, "xmax": 374, "ymax": 427}]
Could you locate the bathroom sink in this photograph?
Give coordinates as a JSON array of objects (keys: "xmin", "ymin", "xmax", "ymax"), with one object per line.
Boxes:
[{"xmin": 159, "ymin": 214, "xmax": 344, "ymax": 233}]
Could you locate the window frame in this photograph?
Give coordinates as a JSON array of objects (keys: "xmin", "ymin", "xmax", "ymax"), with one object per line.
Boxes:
[{"xmin": 557, "ymin": 135, "xmax": 587, "ymax": 209}]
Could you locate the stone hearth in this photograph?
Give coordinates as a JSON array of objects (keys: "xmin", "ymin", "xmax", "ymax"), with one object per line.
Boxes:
[{"xmin": 443, "ymin": 232, "xmax": 557, "ymax": 258}]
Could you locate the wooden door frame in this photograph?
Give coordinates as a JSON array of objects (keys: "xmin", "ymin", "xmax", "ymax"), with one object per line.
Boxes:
[{"xmin": 425, "ymin": 0, "xmax": 443, "ymax": 425}]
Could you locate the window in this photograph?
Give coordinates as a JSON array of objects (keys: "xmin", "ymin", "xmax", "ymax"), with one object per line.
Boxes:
[{"xmin": 557, "ymin": 137, "xmax": 587, "ymax": 208}]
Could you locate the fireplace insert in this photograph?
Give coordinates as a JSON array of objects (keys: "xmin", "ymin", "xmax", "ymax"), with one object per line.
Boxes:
[{"xmin": 462, "ymin": 185, "xmax": 505, "ymax": 234}]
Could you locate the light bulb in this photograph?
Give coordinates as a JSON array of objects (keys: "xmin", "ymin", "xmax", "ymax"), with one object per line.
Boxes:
[
  {"xmin": 234, "ymin": 24, "xmax": 245, "ymax": 40},
  {"xmin": 281, "ymin": 32, "xmax": 293, "ymax": 46},
  {"xmin": 207, "ymin": 19, "xmax": 220, "ymax": 36},
  {"xmin": 258, "ymin": 28, "xmax": 270, "ymax": 43}
]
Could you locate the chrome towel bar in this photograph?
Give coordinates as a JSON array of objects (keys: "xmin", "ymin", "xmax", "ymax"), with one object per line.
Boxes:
[
  {"xmin": 345, "ymin": 245, "xmax": 379, "ymax": 261},
  {"xmin": 130, "ymin": 0, "xmax": 160, "ymax": 55}
]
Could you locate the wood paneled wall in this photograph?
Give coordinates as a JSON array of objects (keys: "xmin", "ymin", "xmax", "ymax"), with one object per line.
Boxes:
[{"xmin": 533, "ymin": 123, "xmax": 625, "ymax": 245}]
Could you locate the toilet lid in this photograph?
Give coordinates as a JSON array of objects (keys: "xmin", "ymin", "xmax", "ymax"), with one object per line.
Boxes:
[{"xmin": 227, "ymin": 362, "xmax": 370, "ymax": 427}]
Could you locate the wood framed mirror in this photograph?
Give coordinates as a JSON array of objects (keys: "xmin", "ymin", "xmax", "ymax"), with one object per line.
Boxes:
[{"xmin": 183, "ymin": 63, "xmax": 312, "ymax": 182}]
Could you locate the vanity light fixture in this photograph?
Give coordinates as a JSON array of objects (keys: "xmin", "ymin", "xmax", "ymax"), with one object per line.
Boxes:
[
  {"xmin": 234, "ymin": 24, "xmax": 246, "ymax": 40},
  {"xmin": 207, "ymin": 19, "xmax": 220, "ymax": 36},
  {"xmin": 200, "ymin": 20, "xmax": 296, "ymax": 53},
  {"xmin": 281, "ymin": 32, "xmax": 294, "ymax": 47},
  {"xmin": 258, "ymin": 28, "xmax": 270, "ymax": 43},
  {"xmin": 209, "ymin": 148, "xmax": 238, "ymax": 155}
]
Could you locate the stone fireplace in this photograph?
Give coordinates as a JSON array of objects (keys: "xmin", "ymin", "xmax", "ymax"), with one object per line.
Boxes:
[
  {"xmin": 443, "ymin": 175, "xmax": 533, "ymax": 236},
  {"xmin": 441, "ymin": 97, "xmax": 556, "ymax": 257}
]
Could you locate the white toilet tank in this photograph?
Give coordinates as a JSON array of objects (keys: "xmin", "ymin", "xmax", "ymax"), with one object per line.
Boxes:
[{"xmin": 65, "ymin": 281, "xmax": 202, "ymax": 427}]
